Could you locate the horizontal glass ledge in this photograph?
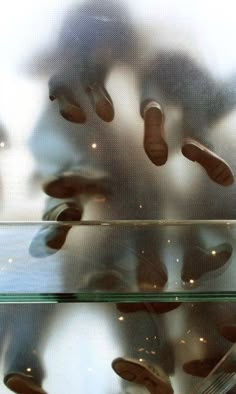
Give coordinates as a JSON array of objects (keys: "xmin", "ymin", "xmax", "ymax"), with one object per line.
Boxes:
[
  {"xmin": 3, "ymin": 220, "xmax": 235, "ymax": 225},
  {"xmin": 0, "ymin": 220, "xmax": 235, "ymax": 303},
  {"xmin": 1, "ymin": 292, "xmax": 236, "ymax": 303}
]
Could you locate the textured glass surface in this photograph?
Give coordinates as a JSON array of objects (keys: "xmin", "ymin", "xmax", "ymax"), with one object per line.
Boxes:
[
  {"xmin": 1, "ymin": 1, "xmax": 236, "ymax": 393},
  {"xmin": 192, "ymin": 344, "xmax": 236, "ymax": 393},
  {"xmin": 0, "ymin": 302, "xmax": 234, "ymax": 394},
  {"xmin": 0, "ymin": 0, "xmax": 235, "ymax": 222},
  {"xmin": 0, "ymin": 221, "xmax": 234, "ymax": 302},
  {"xmin": 0, "ymin": 1, "xmax": 236, "ymax": 298}
]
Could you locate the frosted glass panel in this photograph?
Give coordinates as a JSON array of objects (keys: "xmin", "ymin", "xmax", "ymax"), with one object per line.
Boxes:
[
  {"xmin": 0, "ymin": 2, "xmax": 236, "ymax": 393},
  {"xmin": 0, "ymin": 0, "xmax": 235, "ymax": 222},
  {"xmin": 0, "ymin": 221, "xmax": 234, "ymax": 300},
  {"xmin": 0, "ymin": 303, "xmax": 235, "ymax": 394}
]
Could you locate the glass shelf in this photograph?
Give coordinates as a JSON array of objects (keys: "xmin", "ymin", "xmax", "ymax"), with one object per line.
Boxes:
[
  {"xmin": 0, "ymin": 1, "xmax": 236, "ymax": 393},
  {"xmin": 0, "ymin": 220, "xmax": 234, "ymax": 303}
]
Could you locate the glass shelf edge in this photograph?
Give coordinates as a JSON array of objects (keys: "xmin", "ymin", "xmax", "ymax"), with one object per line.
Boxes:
[
  {"xmin": 0, "ymin": 292, "xmax": 236, "ymax": 303},
  {"xmin": 0, "ymin": 220, "xmax": 235, "ymax": 226}
]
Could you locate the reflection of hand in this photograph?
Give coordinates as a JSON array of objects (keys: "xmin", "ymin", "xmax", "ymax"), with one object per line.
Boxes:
[{"xmin": 49, "ymin": 70, "xmax": 114, "ymax": 124}]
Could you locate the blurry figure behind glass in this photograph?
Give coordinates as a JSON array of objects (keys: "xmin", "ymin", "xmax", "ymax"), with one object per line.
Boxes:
[
  {"xmin": 6, "ymin": 1, "xmax": 235, "ymax": 392},
  {"xmin": 30, "ymin": 0, "xmax": 235, "ymax": 186},
  {"xmin": 27, "ymin": 0, "xmax": 234, "ymax": 297}
]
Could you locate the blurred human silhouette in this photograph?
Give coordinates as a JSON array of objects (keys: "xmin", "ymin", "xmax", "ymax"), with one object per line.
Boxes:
[
  {"xmin": 31, "ymin": 0, "xmax": 235, "ymax": 186},
  {"xmin": 27, "ymin": 0, "xmax": 234, "ymax": 270},
  {"xmin": 3, "ymin": 0, "xmax": 236, "ymax": 392}
]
